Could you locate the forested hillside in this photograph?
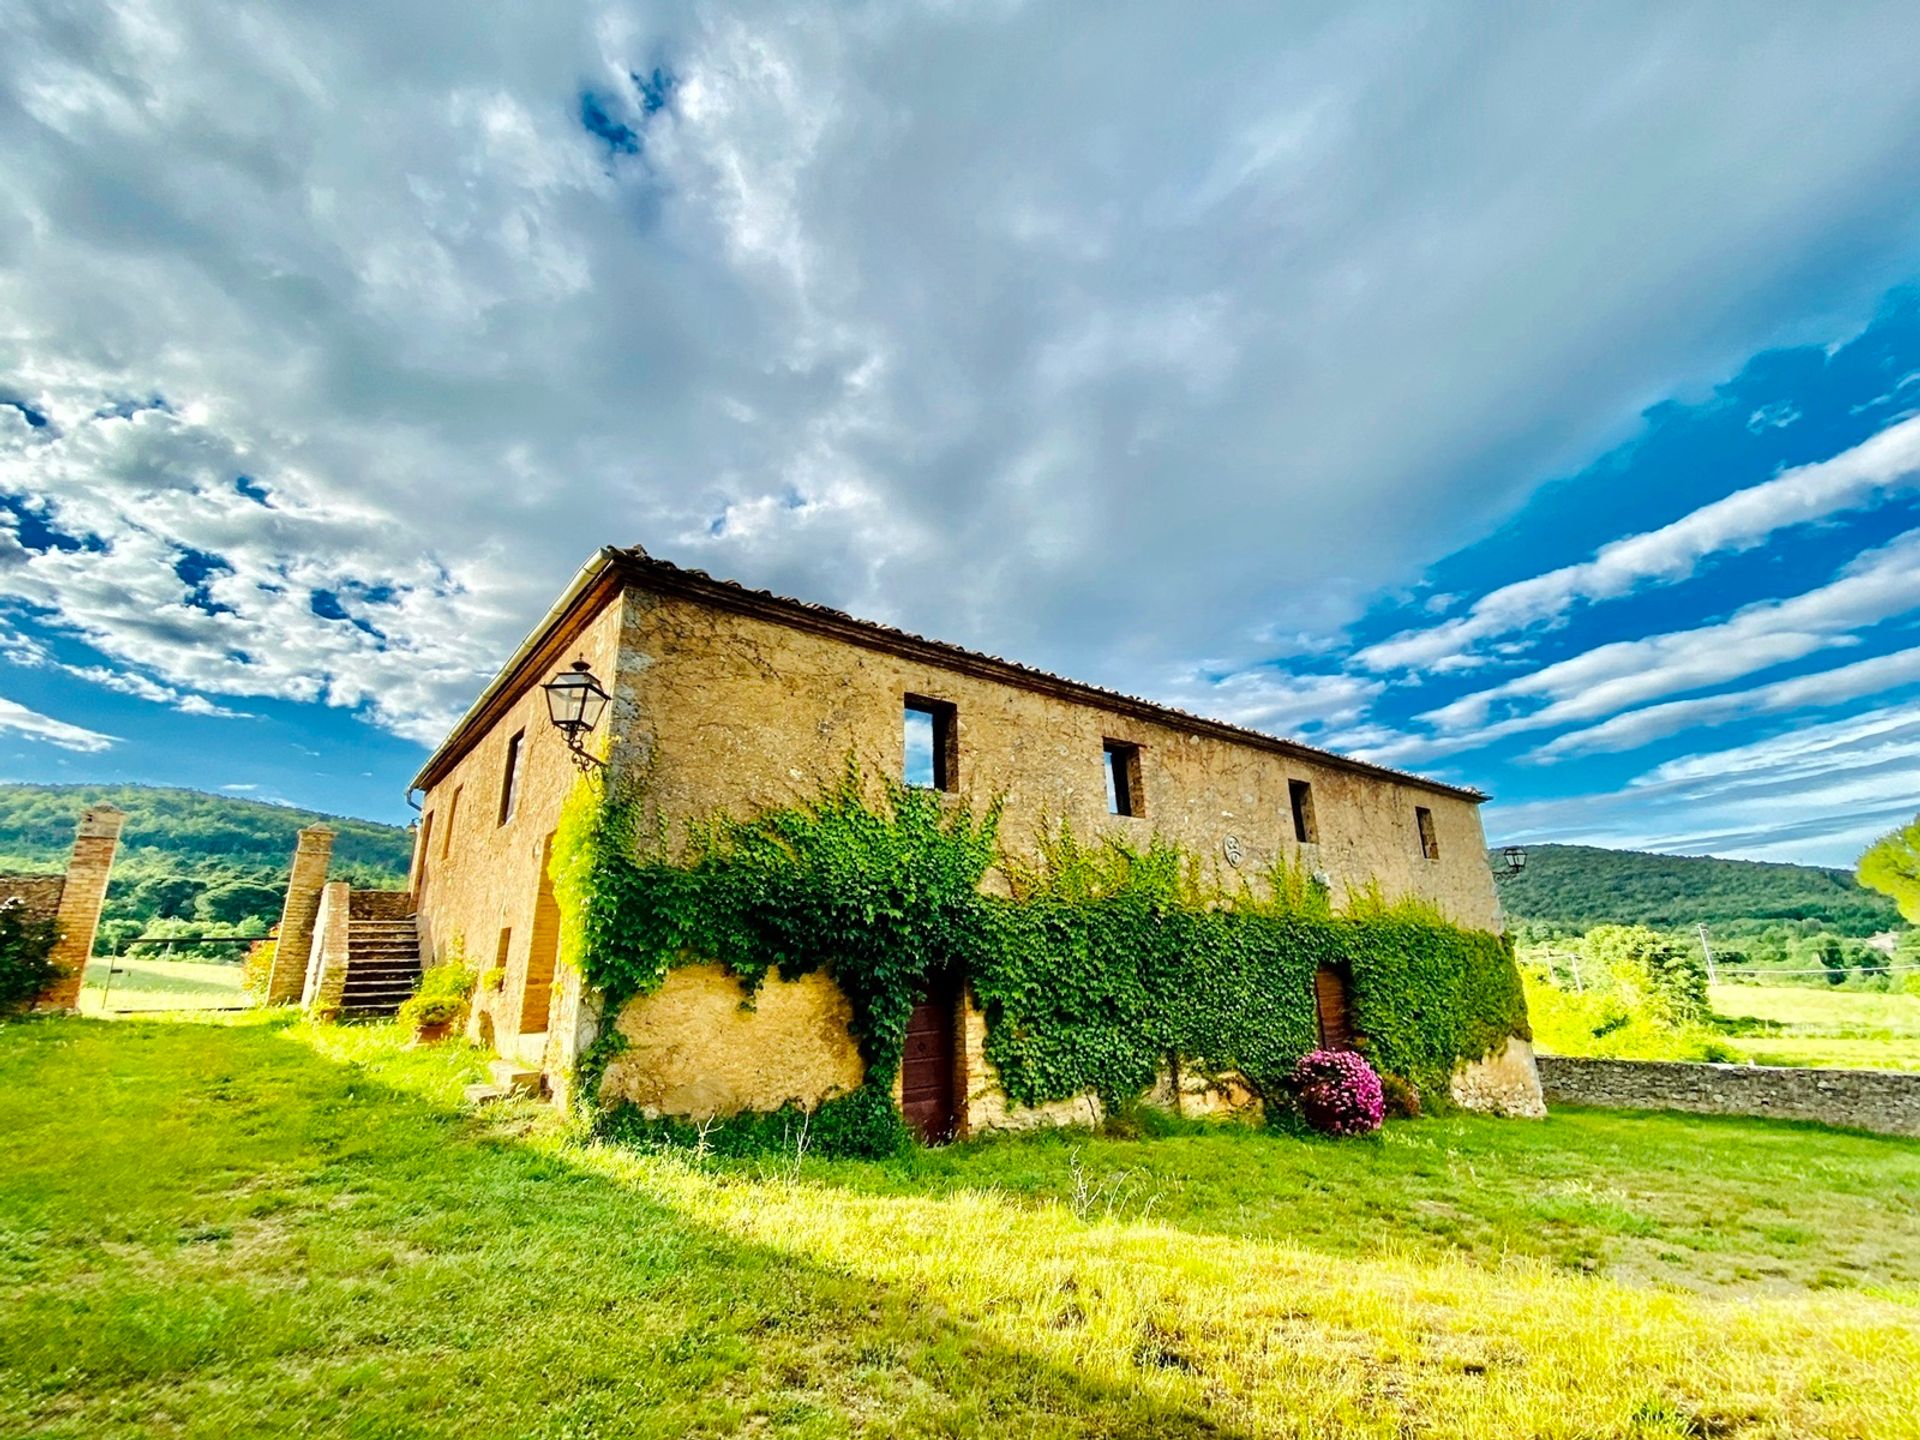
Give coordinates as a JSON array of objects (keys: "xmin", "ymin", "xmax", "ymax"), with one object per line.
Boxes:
[
  {"xmin": 1493, "ymin": 842, "xmax": 1899, "ymax": 937},
  {"xmin": 0, "ymin": 784, "xmax": 412, "ymax": 950}
]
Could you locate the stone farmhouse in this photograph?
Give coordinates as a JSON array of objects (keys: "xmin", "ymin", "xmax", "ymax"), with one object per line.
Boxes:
[{"xmin": 399, "ymin": 545, "xmax": 1542, "ymax": 1135}]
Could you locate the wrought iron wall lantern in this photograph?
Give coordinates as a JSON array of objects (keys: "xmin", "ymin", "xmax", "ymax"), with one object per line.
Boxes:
[
  {"xmin": 1495, "ymin": 846, "xmax": 1527, "ymax": 880},
  {"xmin": 542, "ymin": 658, "xmax": 611, "ymax": 772}
]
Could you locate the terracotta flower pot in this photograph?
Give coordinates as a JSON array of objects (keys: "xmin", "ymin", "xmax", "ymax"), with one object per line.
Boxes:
[{"xmin": 413, "ymin": 1019, "xmax": 452, "ymax": 1045}]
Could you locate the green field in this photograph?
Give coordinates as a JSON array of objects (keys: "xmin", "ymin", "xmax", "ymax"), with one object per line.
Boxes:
[
  {"xmin": 1710, "ymin": 983, "xmax": 1920, "ymax": 1071},
  {"xmin": 77, "ymin": 955, "xmax": 253, "ymax": 1014},
  {"xmin": 1, "ymin": 1013, "xmax": 1916, "ymax": 1438}
]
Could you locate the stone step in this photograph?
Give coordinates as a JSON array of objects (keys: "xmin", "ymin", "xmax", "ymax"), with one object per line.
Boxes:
[
  {"xmin": 487, "ymin": 1059, "xmax": 541, "ymax": 1096},
  {"xmin": 463, "ymin": 1083, "xmax": 512, "ymax": 1106},
  {"xmin": 347, "ymin": 950, "xmax": 422, "ymax": 965},
  {"xmin": 342, "ymin": 982, "xmax": 420, "ymax": 999},
  {"xmin": 345, "ymin": 965, "xmax": 421, "ymax": 980}
]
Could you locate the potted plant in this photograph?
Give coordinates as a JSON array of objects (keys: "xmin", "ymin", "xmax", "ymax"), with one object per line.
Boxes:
[{"xmin": 397, "ymin": 963, "xmax": 477, "ymax": 1045}]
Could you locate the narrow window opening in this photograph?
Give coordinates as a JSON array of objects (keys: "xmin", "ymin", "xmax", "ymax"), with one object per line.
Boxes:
[
  {"xmin": 1289, "ymin": 779, "xmax": 1318, "ymax": 844},
  {"xmin": 1103, "ymin": 740, "xmax": 1145, "ymax": 818},
  {"xmin": 442, "ymin": 786, "xmax": 461, "ymax": 856},
  {"xmin": 1415, "ymin": 805, "xmax": 1440, "ymax": 861},
  {"xmin": 495, "ymin": 926, "xmax": 513, "ymax": 972},
  {"xmin": 903, "ymin": 696, "xmax": 957, "ymax": 792},
  {"xmin": 498, "ymin": 732, "xmax": 525, "ymax": 825}
]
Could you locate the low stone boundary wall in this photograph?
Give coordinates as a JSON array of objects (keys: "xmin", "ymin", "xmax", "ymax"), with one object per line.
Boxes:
[{"xmin": 1537, "ymin": 1055, "xmax": 1920, "ymax": 1138}]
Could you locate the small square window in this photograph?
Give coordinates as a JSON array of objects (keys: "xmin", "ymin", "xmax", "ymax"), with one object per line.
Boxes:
[
  {"xmin": 904, "ymin": 696, "xmax": 957, "ymax": 791},
  {"xmin": 1289, "ymin": 779, "xmax": 1318, "ymax": 845},
  {"xmin": 1415, "ymin": 805, "xmax": 1440, "ymax": 861},
  {"xmin": 499, "ymin": 731, "xmax": 525, "ymax": 825},
  {"xmin": 1104, "ymin": 740, "xmax": 1145, "ymax": 818}
]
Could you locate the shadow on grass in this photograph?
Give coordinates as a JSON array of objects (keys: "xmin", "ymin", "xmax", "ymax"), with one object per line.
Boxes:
[{"xmin": 0, "ymin": 1016, "xmax": 1251, "ymax": 1439}]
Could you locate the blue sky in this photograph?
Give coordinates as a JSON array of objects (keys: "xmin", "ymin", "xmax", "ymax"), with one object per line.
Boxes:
[{"xmin": 3, "ymin": 6, "xmax": 1920, "ymax": 866}]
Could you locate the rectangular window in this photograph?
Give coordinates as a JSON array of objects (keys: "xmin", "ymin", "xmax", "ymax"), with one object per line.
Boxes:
[
  {"xmin": 1415, "ymin": 805, "xmax": 1440, "ymax": 860},
  {"xmin": 495, "ymin": 926, "xmax": 513, "ymax": 970},
  {"xmin": 1289, "ymin": 779, "xmax": 1318, "ymax": 844},
  {"xmin": 498, "ymin": 731, "xmax": 525, "ymax": 825},
  {"xmin": 1103, "ymin": 740, "xmax": 1145, "ymax": 818},
  {"xmin": 442, "ymin": 786, "xmax": 461, "ymax": 856},
  {"xmin": 903, "ymin": 695, "xmax": 957, "ymax": 792}
]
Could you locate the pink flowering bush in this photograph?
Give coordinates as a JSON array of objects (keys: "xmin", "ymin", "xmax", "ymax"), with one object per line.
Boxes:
[{"xmin": 1288, "ymin": 1048, "xmax": 1385, "ymax": 1137}]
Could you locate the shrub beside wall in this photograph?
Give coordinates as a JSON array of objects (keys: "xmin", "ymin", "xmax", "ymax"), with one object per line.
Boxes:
[
  {"xmin": 553, "ymin": 768, "xmax": 1529, "ymax": 1150},
  {"xmin": 0, "ymin": 898, "xmax": 59, "ymax": 1015}
]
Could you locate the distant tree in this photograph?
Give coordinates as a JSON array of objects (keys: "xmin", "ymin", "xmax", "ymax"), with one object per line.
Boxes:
[
  {"xmin": 129, "ymin": 874, "xmax": 205, "ymax": 921},
  {"xmin": 1808, "ymin": 935, "xmax": 1848, "ymax": 987},
  {"xmin": 1581, "ymin": 924, "xmax": 1710, "ymax": 1022},
  {"xmin": 196, "ymin": 880, "xmax": 284, "ymax": 926},
  {"xmin": 1858, "ymin": 815, "xmax": 1920, "ymax": 924}
]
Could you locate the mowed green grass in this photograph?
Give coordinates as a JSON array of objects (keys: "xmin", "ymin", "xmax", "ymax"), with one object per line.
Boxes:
[
  {"xmin": 1711, "ymin": 983, "xmax": 1920, "ymax": 1071},
  {"xmin": 2, "ymin": 1016, "xmax": 1917, "ymax": 1438}
]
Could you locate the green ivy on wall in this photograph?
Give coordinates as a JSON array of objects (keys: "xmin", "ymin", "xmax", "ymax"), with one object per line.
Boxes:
[{"xmin": 550, "ymin": 765, "xmax": 1528, "ymax": 1148}]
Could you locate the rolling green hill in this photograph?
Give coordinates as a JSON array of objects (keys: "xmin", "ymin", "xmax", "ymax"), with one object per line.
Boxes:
[
  {"xmin": 0, "ymin": 783, "xmax": 412, "ymax": 946},
  {"xmin": 1491, "ymin": 842, "xmax": 1899, "ymax": 937}
]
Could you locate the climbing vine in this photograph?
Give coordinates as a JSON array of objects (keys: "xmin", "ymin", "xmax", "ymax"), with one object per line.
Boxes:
[{"xmin": 551, "ymin": 765, "xmax": 1528, "ymax": 1147}]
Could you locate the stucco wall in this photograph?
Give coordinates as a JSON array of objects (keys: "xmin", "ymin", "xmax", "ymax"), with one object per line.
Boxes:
[
  {"xmin": 615, "ymin": 587, "xmax": 1500, "ymax": 929},
  {"xmin": 600, "ymin": 964, "xmax": 865, "ymax": 1118},
  {"xmin": 414, "ymin": 587, "xmax": 641, "ymax": 1075}
]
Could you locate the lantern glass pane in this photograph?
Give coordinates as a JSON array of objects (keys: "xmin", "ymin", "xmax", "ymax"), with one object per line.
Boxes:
[
  {"xmin": 545, "ymin": 673, "xmax": 588, "ymax": 728},
  {"xmin": 580, "ymin": 686, "xmax": 610, "ymax": 730}
]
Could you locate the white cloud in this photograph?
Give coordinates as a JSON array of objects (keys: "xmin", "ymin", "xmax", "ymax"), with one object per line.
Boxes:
[
  {"xmin": 56, "ymin": 663, "xmax": 253, "ymax": 720},
  {"xmin": 1533, "ymin": 646, "xmax": 1920, "ymax": 759},
  {"xmin": 1487, "ymin": 705, "xmax": 1920, "ymax": 864},
  {"xmin": 1357, "ymin": 413, "xmax": 1920, "ymax": 674},
  {"xmin": 7, "ymin": 4, "xmax": 1920, "ymax": 752},
  {"xmin": 1416, "ymin": 527, "xmax": 1920, "ymax": 741},
  {"xmin": 0, "ymin": 694, "xmax": 114, "ymax": 752}
]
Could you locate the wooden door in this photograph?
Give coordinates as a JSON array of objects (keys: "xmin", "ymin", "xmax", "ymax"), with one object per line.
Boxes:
[
  {"xmin": 900, "ymin": 976, "xmax": 960, "ymax": 1143},
  {"xmin": 1314, "ymin": 964, "xmax": 1355, "ymax": 1051}
]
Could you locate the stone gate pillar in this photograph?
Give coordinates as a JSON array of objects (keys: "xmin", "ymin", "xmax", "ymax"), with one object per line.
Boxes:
[
  {"xmin": 39, "ymin": 804, "xmax": 126, "ymax": 1011},
  {"xmin": 267, "ymin": 825, "xmax": 335, "ymax": 1004}
]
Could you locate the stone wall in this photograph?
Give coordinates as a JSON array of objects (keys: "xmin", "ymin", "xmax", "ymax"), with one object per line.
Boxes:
[
  {"xmin": 0, "ymin": 874, "xmax": 66, "ymax": 923},
  {"xmin": 1537, "ymin": 1055, "xmax": 1920, "ymax": 1138},
  {"xmin": 301, "ymin": 881, "xmax": 353, "ymax": 1014},
  {"xmin": 412, "ymin": 587, "xmax": 636, "ymax": 1078},
  {"xmin": 348, "ymin": 889, "xmax": 415, "ymax": 921},
  {"xmin": 1451, "ymin": 1038, "xmax": 1548, "ymax": 1118},
  {"xmin": 414, "ymin": 567, "xmax": 1513, "ymax": 1114},
  {"xmin": 616, "ymin": 587, "xmax": 1503, "ymax": 931}
]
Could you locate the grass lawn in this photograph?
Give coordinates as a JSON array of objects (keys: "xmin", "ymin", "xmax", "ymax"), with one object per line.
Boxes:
[
  {"xmin": 1710, "ymin": 983, "xmax": 1920, "ymax": 1071},
  {"xmin": 2, "ymin": 1014, "xmax": 1917, "ymax": 1438}
]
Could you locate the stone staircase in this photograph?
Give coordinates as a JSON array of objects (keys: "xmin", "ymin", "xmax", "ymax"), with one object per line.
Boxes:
[{"xmin": 337, "ymin": 914, "xmax": 423, "ymax": 1018}]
